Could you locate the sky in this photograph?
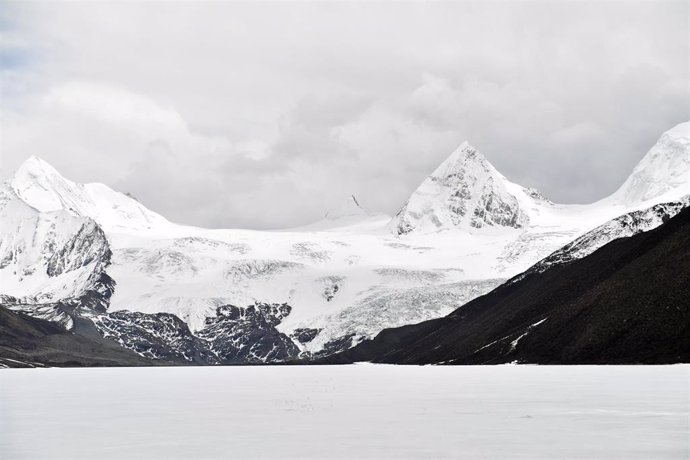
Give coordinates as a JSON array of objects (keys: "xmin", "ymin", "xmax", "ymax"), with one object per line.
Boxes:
[{"xmin": 1, "ymin": 1, "xmax": 688, "ymax": 229}]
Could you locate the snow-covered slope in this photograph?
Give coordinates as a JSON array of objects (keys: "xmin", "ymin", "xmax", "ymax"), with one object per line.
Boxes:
[
  {"xmin": 0, "ymin": 181, "xmax": 114, "ymax": 329},
  {"xmin": 325, "ymin": 195, "xmax": 366, "ymax": 220},
  {"xmin": 1, "ymin": 121, "xmax": 688, "ymax": 362},
  {"xmin": 288, "ymin": 195, "xmax": 390, "ymax": 232},
  {"xmin": 610, "ymin": 121, "xmax": 690, "ymax": 206},
  {"xmin": 10, "ymin": 156, "xmax": 170, "ymax": 233}
]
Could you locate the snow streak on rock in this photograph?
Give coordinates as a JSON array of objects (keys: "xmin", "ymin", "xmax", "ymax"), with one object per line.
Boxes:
[
  {"xmin": 514, "ymin": 196, "xmax": 690, "ymax": 282},
  {"xmin": 92, "ymin": 303, "xmax": 299, "ymax": 364}
]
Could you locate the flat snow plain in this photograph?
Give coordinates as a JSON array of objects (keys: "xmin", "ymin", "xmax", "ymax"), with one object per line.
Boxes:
[{"xmin": 1, "ymin": 365, "xmax": 688, "ymax": 459}]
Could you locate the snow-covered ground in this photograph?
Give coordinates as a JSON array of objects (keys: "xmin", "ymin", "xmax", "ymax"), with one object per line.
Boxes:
[{"xmin": 1, "ymin": 365, "xmax": 688, "ymax": 459}]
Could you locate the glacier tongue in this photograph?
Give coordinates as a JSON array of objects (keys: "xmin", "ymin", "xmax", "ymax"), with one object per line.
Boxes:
[{"xmin": 391, "ymin": 142, "xmax": 530, "ymax": 235}]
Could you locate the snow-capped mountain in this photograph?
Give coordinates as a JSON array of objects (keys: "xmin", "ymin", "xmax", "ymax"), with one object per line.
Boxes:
[
  {"xmin": 10, "ymin": 156, "xmax": 170, "ymax": 233},
  {"xmin": 390, "ymin": 142, "xmax": 532, "ymax": 235},
  {"xmin": 0, "ymin": 179, "xmax": 115, "ymax": 329},
  {"xmin": 1, "ymin": 121, "xmax": 688, "ymax": 363},
  {"xmin": 610, "ymin": 122, "xmax": 690, "ymax": 206}
]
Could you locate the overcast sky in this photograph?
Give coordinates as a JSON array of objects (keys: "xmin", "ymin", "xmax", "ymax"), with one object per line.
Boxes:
[{"xmin": 1, "ymin": 1, "xmax": 688, "ymax": 229}]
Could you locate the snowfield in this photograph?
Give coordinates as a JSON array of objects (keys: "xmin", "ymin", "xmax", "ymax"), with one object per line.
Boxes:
[{"xmin": 1, "ymin": 365, "xmax": 688, "ymax": 459}]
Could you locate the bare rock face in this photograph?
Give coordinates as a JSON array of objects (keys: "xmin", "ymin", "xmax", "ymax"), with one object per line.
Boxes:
[
  {"xmin": 91, "ymin": 303, "xmax": 301, "ymax": 364},
  {"xmin": 93, "ymin": 311, "xmax": 213, "ymax": 363},
  {"xmin": 46, "ymin": 221, "xmax": 111, "ymax": 277},
  {"xmin": 198, "ymin": 303, "xmax": 299, "ymax": 363}
]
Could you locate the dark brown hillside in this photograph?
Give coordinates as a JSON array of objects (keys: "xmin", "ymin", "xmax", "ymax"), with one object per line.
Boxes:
[{"xmin": 0, "ymin": 306, "xmax": 159, "ymax": 367}]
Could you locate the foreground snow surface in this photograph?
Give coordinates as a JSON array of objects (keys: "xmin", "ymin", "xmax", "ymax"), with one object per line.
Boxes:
[{"xmin": 1, "ymin": 365, "xmax": 688, "ymax": 459}]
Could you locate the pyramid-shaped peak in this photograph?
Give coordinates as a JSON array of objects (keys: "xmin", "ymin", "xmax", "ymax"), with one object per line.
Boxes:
[
  {"xmin": 429, "ymin": 141, "xmax": 502, "ymax": 183},
  {"xmin": 439, "ymin": 141, "xmax": 483, "ymax": 166},
  {"xmin": 390, "ymin": 141, "xmax": 528, "ymax": 234},
  {"xmin": 453, "ymin": 141, "xmax": 479, "ymax": 156}
]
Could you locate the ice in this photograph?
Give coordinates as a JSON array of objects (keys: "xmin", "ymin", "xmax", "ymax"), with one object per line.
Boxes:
[{"xmin": 1, "ymin": 365, "xmax": 688, "ymax": 459}]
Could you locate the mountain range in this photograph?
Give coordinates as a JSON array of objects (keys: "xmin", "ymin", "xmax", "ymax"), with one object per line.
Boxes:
[{"xmin": 1, "ymin": 121, "xmax": 688, "ymax": 366}]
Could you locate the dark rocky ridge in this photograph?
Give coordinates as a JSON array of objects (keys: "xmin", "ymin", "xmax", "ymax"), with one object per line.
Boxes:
[
  {"xmin": 0, "ymin": 305, "xmax": 160, "ymax": 367},
  {"xmin": 94, "ymin": 311, "xmax": 216, "ymax": 363},
  {"xmin": 197, "ymin": 303, "xmax": 299, "ymax": 363},
  {"xmin": 92, "ymin": 302, "xmax": 301, "ymax": 364}
]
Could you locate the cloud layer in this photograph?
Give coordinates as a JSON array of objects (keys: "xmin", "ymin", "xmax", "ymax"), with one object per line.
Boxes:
[{"xmin": 1, "ymin": 1, "xmax": 688, "ymax": 228}]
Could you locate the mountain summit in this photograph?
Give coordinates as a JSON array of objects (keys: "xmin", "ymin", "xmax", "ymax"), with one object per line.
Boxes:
[
  {"xmin": 611, "ymin": 121, "xmax": 690, "ymax": 206},
  {"xmin": 10, "ymin": 156, "xmax": 73, "ymax": 213},
  {"xmin": 390, "ymin": 122, "xmax": 690, "ymax": 235},
  {"xmin": 9, "ymin": 157, "xmax": 169, "ymax": 232},
  {"xmin": 390, "ymin": 142, "xmax": 530, "ymax": 234}
]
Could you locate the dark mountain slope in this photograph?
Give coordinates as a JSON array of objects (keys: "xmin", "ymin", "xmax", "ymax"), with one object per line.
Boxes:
[
  {"xmin": 0, "ymin": 305, "xmax": 161, "ymax": 367},
  {"xmin": 326, "ymin": 207, "xmax": 690, "ymax": 364}
]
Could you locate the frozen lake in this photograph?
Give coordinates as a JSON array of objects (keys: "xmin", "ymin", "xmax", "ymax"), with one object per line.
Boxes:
[{"xmin": 1, "ymin": 365, "xmax": 688, "ymax": 459}]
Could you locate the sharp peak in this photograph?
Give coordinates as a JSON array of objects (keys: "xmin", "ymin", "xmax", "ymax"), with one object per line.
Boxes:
[
  {"xmin": 430, "ymin": 140, "xmax": 504, "ymax": 180},
  {"xmin": 443, "ymin": 141, "xmax": 491, "ymax": 166},
  {"xmin": 628, "ymin": 120, "xmax": 690, "ymax": 171},
  {"xmin": 610, "ymin": 120, "xmax": 690, "ymax": 205},
  {"xmin": 10, "ymin": 155, "xmax": 171, "ymax": 229},
  {"xmin": 450, "ymin": 140, "xmax": 479, "ymax": 156}
]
